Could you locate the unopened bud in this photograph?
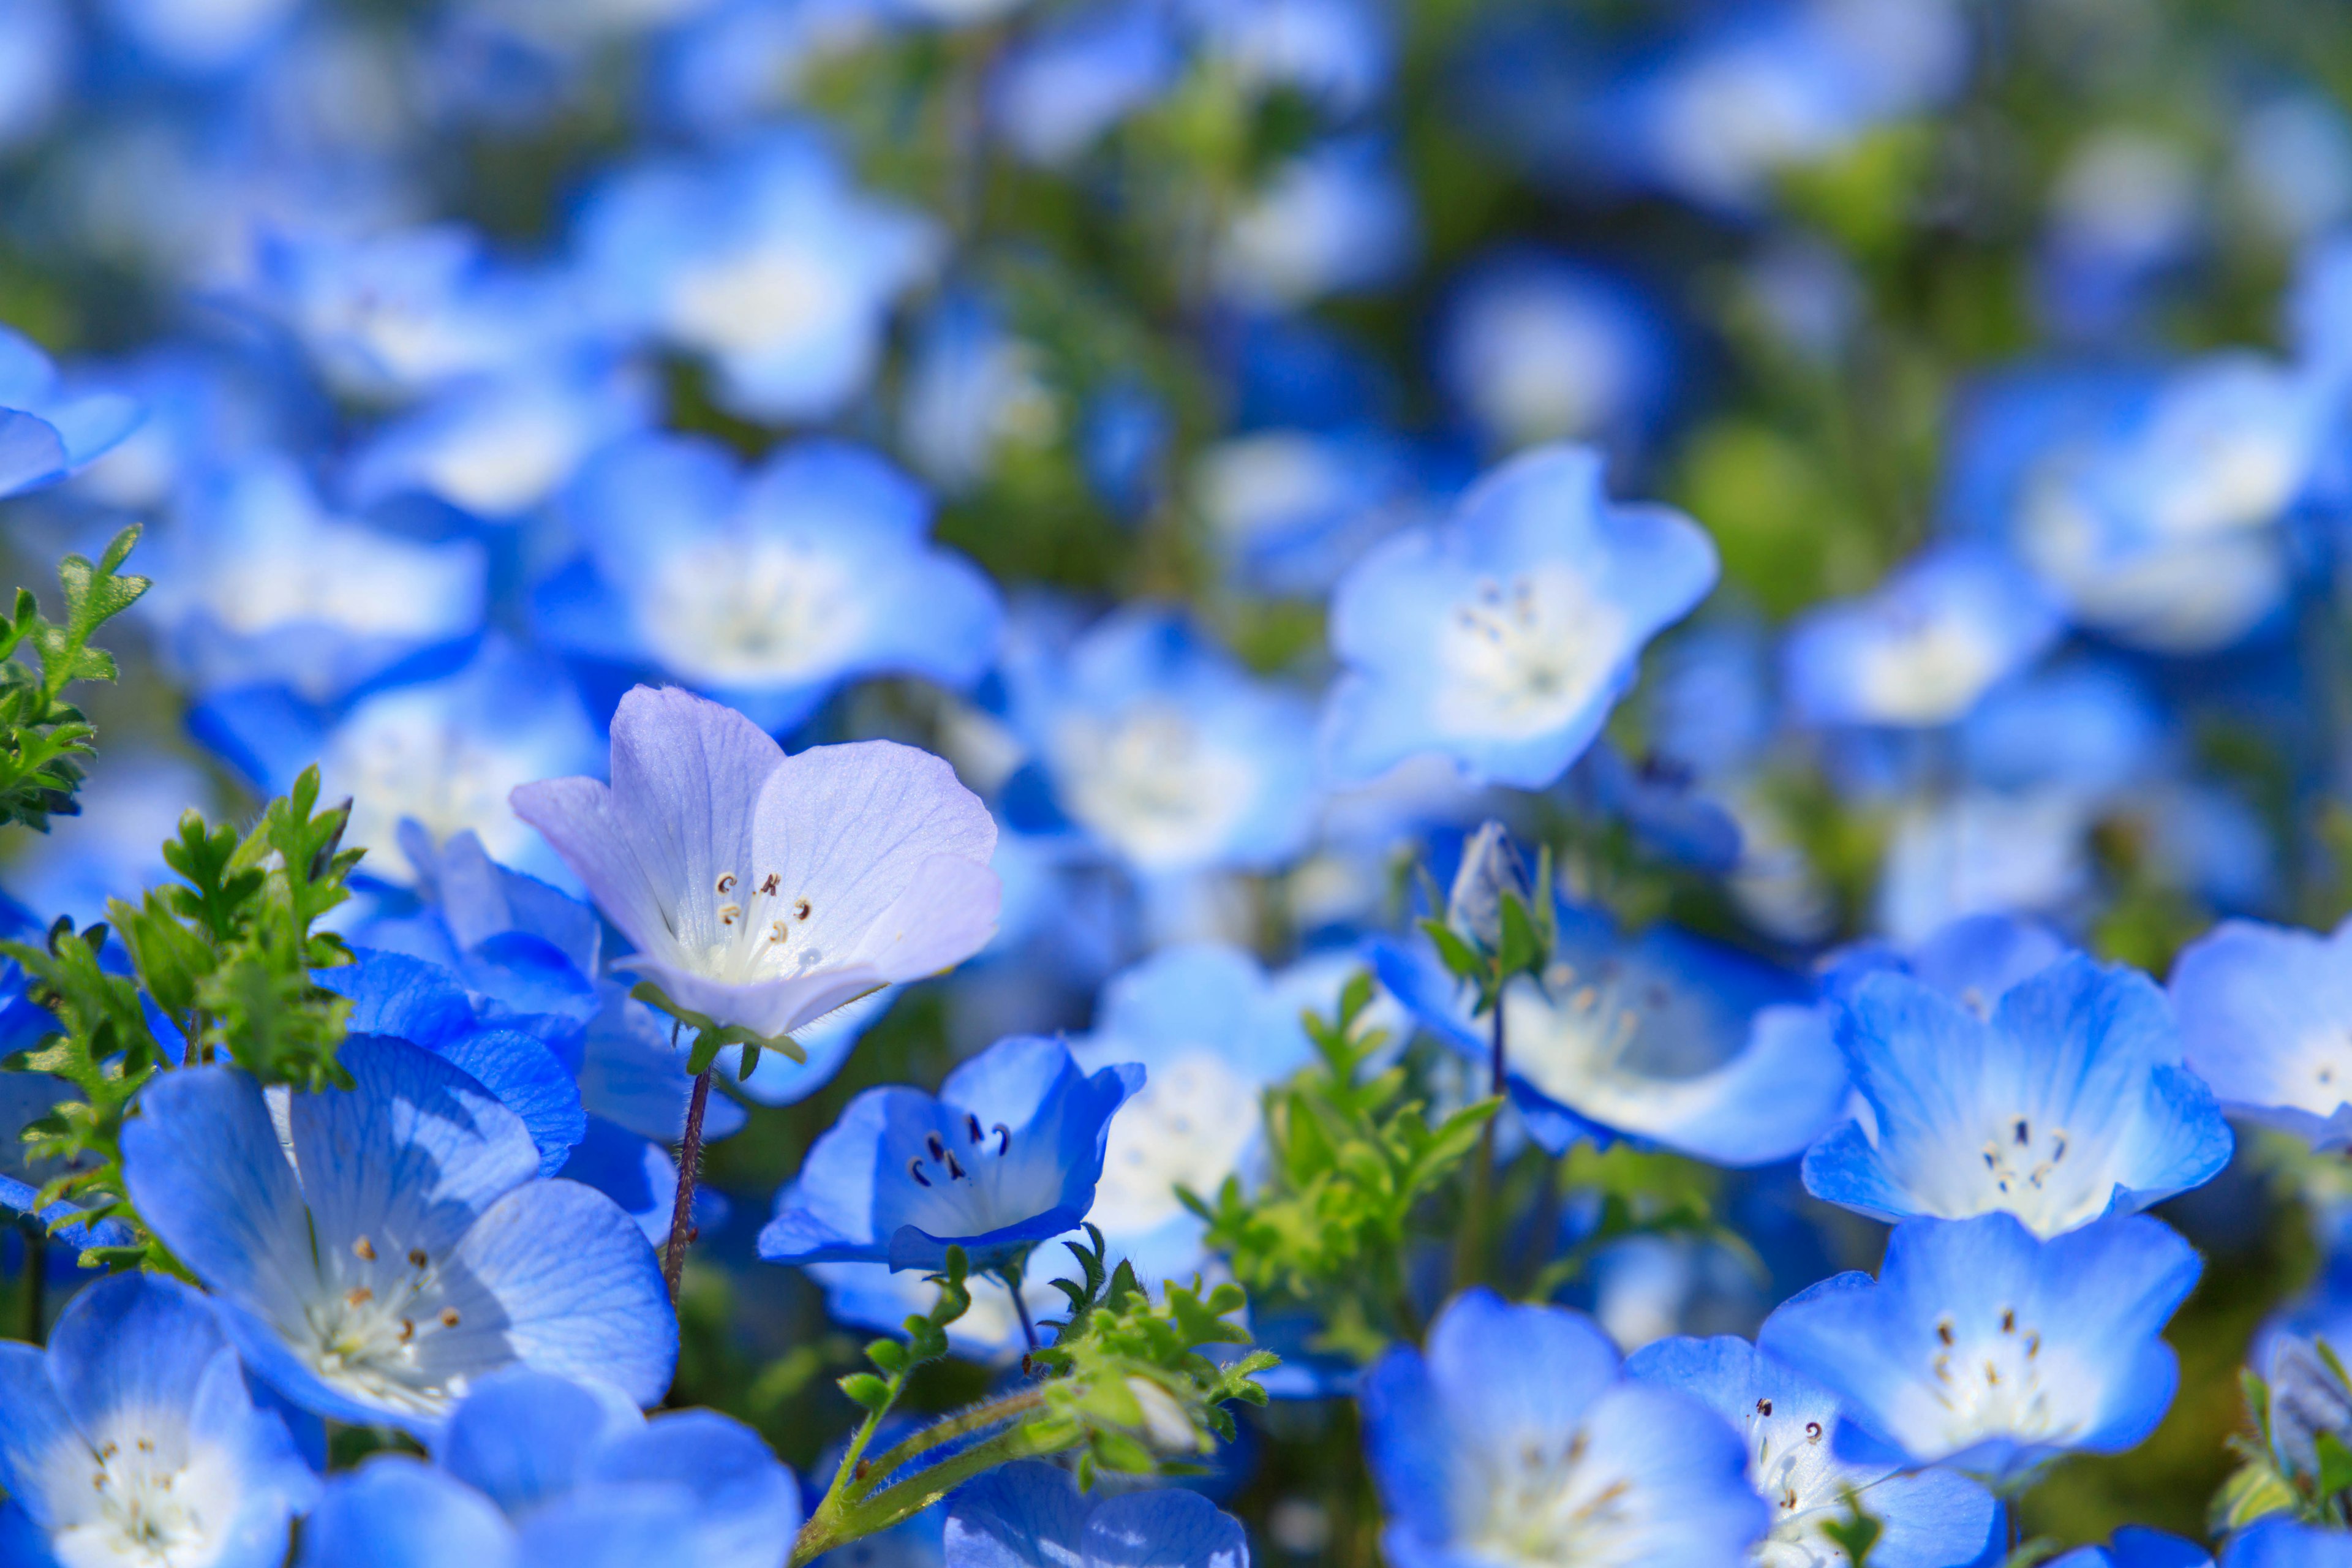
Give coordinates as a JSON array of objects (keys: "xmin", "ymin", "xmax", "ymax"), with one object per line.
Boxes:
[
  {"xmin": 1126, "ymin": 1377, "xmax": 1202, "ymax": 1455},
  {"xmin": 1447, "ymin": 820, "xmax": 1529, "ymax": 950}
]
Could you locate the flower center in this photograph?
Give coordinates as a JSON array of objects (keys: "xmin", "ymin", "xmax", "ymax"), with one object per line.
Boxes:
[
  {"xmin": 1928, "ymin": 1305, "xmax": 2071, "ymax": 1450},
  {"xmin": 67, "ymin": 1433, "xmax": 215, "ymax": 1567},
  {"xmin": 298, "ymin": 1235, "xmax": 475, "ymax": 1418},
  {"xmin": 1472, "ymin": 1427, "xmax": 1637, "ymax": 1566},
  {"xmin": 666, "ymin": 246, "xmax": 848, "ymax": 354},
  {"xmin": 642, "ymin": 538, "xmax": 862, "ymax": 685},
  {"xmin": 1087, "ymin": 1052, "xmax": 1258, "ymax": 1235},
  {"xmin": 1055, "ymin": 704, "xmax": 1255, "ymax": 870},
  {"xmin": 690, "ymin": 870, "xmax": 822, "ymax": 984},
  {"xmin": 1436, "ymin": 567, "xmax": 1626, "ymax": 741},
  {"xmin": 1853, "ymin": 608, "xmax": 2005, "ymax": 725}
]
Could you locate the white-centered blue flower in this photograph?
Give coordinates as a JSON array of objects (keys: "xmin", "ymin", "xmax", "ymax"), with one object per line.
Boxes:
[
  {"xmin": 1321, "ymin": 444, "xmax": 1717, "ymax": 789},
  {"xmin": 1783, "ymin": 543, "xmax": 2065, "ymax": 729},
  {"xmin": 987, "ymin": 2, "xmax": 1180, "ymax": 167},
  {"xmin": 1758, "ymin": 1213, "xmax": 2202, "ymax": 1482},
  {"xmin": 1438, "ymin": 252, "xmax": 1672, "ymax": 454},
  {"xmin": 1214, "ymin": 135, "xmax": 1417, "ymax": 308},
  {"xmin": 513, "ymin": 685, "xmax": 1003, "ymax": 1044},
  {"xmin": 1803, "ymin": 956, "xmax": 2232, "ymax": 1235},
  {"xmin": 119, "ymin": 1035, "xmax": 677, "ymax": 1439},
  {"xmin": 537, "ymin": 434, "xmax": 1002, "ymax": 734},
  {"xmin": 1362, "ymin": 1288, "xmax": 1768, "ymax": 1568},
  {"xmin": 2171, "ymin": 914, "xmax": 2352, "ymax": 1152},
  {"xmin": 576, "ymin": 130, "xmax": 938, "ymax": 423},
  {"xmin": 0, "ymin": 1274, "xmax": 318, "ymax": 1568},
  {"xmin": 1624, "ymin": 1325, "xmax": 1999, "ymax": 1568}
]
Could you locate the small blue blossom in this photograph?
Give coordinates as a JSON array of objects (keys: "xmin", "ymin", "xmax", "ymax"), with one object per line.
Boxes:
[
  {"xmin": 0, "ymin": 1, "xmax": 69, "ymax": 153},
  {"xmin": 1070, "ymin": 943, "xmax": 1326, "ymax": 1278},
  {"xmin": 2171, "ymin": 915, "xmax": 2352, "ymax": 1152},
  {"xmin": 1192, "ymin": 427, "xmax": 1435, "ymax": 598},
  {"xmin": 943, "ymin": 1461, "xmax": 1248, "ymax": 1568},
  {"xmin": 1321, "ymin": 445, "xmax": 1717, "ymax": 789},
  {"xmin": 0, "ymin": 1273, "xmax": 318, "ymax": 1568},
  {"xmin": 141, "ymin": 456, "xmax": 487, "ymax": 703},
  {"xmin": 2048, "ymin": 1529, "xmax": 2212, "ymax": 1568},
  {"xmin": 900, "ymin": 288, "xmax": 1056, "ymax": 494},
  {"xmin": 1804, "ymin": 956, "xmax": 2231, "ymax": 1235},
  {"xmin": 102, "ymin": 0, "xmax": 305, "ymax": 75},
  {"xmin": 1362, "ymin": 1287, "xmax": 1768, "ymax": 1568},
  {"xmin": 1437, "ymin": 253, "xmax": 1672, "ymax": 456},
  {"xmin": 1378, "ymin": 902, "xmax": 1847, "ymax": 1166},
  {"xmin": 0, "ymin": 325, "xmax": 142, "ymax": 500},
  {"xmin": 1624, "ymin": 1325, "xmax": 1999, "ymax": 1568},
  {"xmin": 344, "ymin": 357, "xmax": 658, "ymax": 522},
  {"xmin": 537, "ymin": 434, "xmax": 1002, "ymax": 733},
  {"xmin": 1004, "ymin": 604, "xmax": 1319, "ymax": 878},
  {"xmin": 191, "ymin": 636, "xmax": 603, "ymax": 886},
  {"xmin": 1758, "ymin": 1213, "xmax": 2201, "ymax": 1482},
  {"xmin": 298, "ymin": 1370, "xmax": 799, "ymax": 1568},
  {"xmin": 1182, "ymin": 0, "xmax": 1392, "ymax": 115},
  {"xmin": 758, "ymin": 1034, "xmax": 1143, "ymax": 1273},
  {"xmin": 2223, "ymin": 1518, "xmax": 2352, "ymax": 1568},
  {"xmin": 988, "ymin": 2, "xmax": 1180, "ymax": 168},
  {"xmin": 1823, "ymin": 912, "xmax": 2077, "ymax": 1016},
  {"xmin": 1782, "ymin": 543, "xmax": 2065, "ymax": 729},
  {"xmin": 1874, "ymin": 789, "xmax": 2095, "ymax": 947},
  {"xmin": 1214, "ymin": 136, "xmax": 1418, "ymax": 309},
  {"xmin": 120, "ymin": 1034, "xmax": 677, "ymax": 1438},
  {"xmin": 513, "ymin": 685, "xmax": 1002, "ymax": 1043},
  {"xmin": 575, "ymin": 130, "xmax": 937, "ymax": 423}
]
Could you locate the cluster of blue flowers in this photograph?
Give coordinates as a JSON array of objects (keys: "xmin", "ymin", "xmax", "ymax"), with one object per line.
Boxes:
[{"xmin": 14, "ymin": 0, "xmax": 2352, "ymax": 1564}]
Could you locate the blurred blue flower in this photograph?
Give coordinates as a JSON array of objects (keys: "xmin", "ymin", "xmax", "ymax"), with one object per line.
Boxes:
[
  {"xmin": 2223, "ymin": 1520, "xmax": 2352, "ymax": 1568},
  {"xmin": 66, "ymin": 337, "xmax": 328, "ymax": 516},
  {"xmin": 512, "ymin": 685, "xmax": 1001, "ymax": 1043},
  {"xmin": 1875, "ymin": 788, "xmax": 2095, "ymax": 947},
  {"xmin": 2171, "ymin": 915, "xmax": 2352, "ymax": 1152},
  {"xmin": 1758, "ymin": 1213, "xmax": 2201, "ymax": 1482},
  {"xmin": 1182, "ymin": 0, "xmax": 1392, "ymax": 115},
  {"xmin": 298, "ymin": 1370, "xmax": 798, "ymax": 1568},
  {"xmin": 1069, "ymin": 943, "xmax": 1325, "ymax": 1278},
  {"xmin": 192, "ymin": 636, "xmax": 602, "ymax": 886},
  {"xmin": 1322, "ymin": 445, "xmax": 1717, "ymax": 789},
  {"xmin": 1803, "ymin": 957, "xmax": 2231, "ymax": 1235},
  {"xmin": 576, "ymin": 130, "xmax": 937, "ymax": 422},
  {"xmin": 758, "ymin": 1034, "xmax": 1143, "ymax": 1273},
  {"xmin": 900, "ymin": 288, "xmax": 1056, "ymax": 493},
  {"xmin": 2049, "ymin": 1529, "xmax": 2213, "ymax": 1568},
  {"xmin": 0, "ymin": 0, "xmax": 69, "ymax": 153},
  {"xmin": 344, "ymin": 356, "xmax": 658, "ymax": 521},
  {"xmin": 1192, "ymin": 427, "xmax": 1436, "ymax": 598},
  {"xmin": 0, "ymin": 325, "xmax": 143, "ymax": 500},
  {"xmin": 1438, "ymin": 253, "xmax": 1671, "ymax": 455},
  {"xmin": 1782, "ymin": 543, "xmax": 2065, "ymax": 729},
  {"xmin": 2037, "ymin": 130, "xmax": 2203, "ymax": 341},
  {"xmin": 1362, "ymin": 1287, "xmax": 1767, "ymax": 1568},
  {"xmin": 102, "ymin": 0, "xmax": 306, "ymax": 75},
  {"xmin": 0, "ymin": 1273, "xmax": 318, "ymax": 1568},
  {"xmin": 143, "ymin": 456, "xmax": 486, "ymax": 702},
  {"xmin": 2239, "ymin": 95, "xmax": 2352, "ymax": 246},
  {"xmin": 989, "ymin": 1, "xmax": 1178, "ymax": 168},
  {"xmin": 121, "ymin": 1035, "xmax": 676, "ymax": 1439},
  {"xmin": 944, "ymin": 1461, "xmax": 1248, "ymax": 1568},
  {"xmin": 1215, "ymin": 137, "xmax": 1418, "ymax": 308},
  {"xmin": 7, "ymin": 749, "xmax": 216, "ymax": 927},
  {"xmin": 1624, "ymin": 1324, "xmax": 1999, "ymax": 1568},
  {"xmin": 1956, "ymin": 658, "xmax": 2168, "ymax": 799},
  {"xmin": 1823, "ymin": 911, "xmax": 2077, "ymax": 1016},
  {"xmin": 537, "ymin": 434, "xmax": 1001, "ymax": 732},
  {"xmin": 1379, "ymin": 902, "xmax": 1847, "ymax": 1165},
  {"xmin": 653, "ymin": 0, "xmax": 892, "ymax": 140},
  {"xmin": 1005, "ymin": 604, "xmax": 1319, "ymax": 877}
]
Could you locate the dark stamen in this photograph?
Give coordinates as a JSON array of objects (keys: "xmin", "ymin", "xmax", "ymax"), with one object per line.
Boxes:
[
  {"xmin": 994, "ymin": 1122, "xmax": 1012, "ymax": 1155},
  {"xmin": 2014, "ymin": 1118, "xmax": 2029, "ymax": 1145},
  {"xmin": 925, "ymin": 1131, "xmax": 947, "ymax": 1162},
  {"xmin": 967, "ymin": 1113, "xmax": 984, "ymax": 1144},
  {"xmin": 908, "ymin": 1158, "xmax": 932, "ymax": 1188},
  {"xmin": 944, "ymin": 1151, "xmax": 967, "ymax": 1181}
]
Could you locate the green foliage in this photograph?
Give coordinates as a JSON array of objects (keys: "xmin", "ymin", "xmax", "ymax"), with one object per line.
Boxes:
[
  {"xmin": 1185, "ymin": 971, "xmax": 1498, "ymax": 1365},
  {"xmin": 0, "ymin": 525, "xmax": 147, "ymax": 831},
  {"xmin": 1819, "ymin": 1491, "xmax": 1884, "ymax": 1567},
  {"xmin": 1526, "ymin": 1144, "xmax": 1761, "ymax": 1299}
]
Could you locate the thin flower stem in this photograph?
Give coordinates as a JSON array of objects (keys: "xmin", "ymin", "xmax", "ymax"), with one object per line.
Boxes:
[
  {"xmin": 1453, "ymin": 986, "xmax": 1507, "ymax": 1291},
  {"xmin": 859, "ymin": 1387, "xmax": 1048, "ymax": 1486},
  {"xmin": 18, "ymin": 1219, "xmax": 43, "ymax": 1344},
  {"xmin": 1005, "ymin": 1264, "xmax": 1039, "ymax": 1352},
  {"xmin": 663, "ymin": 1051, "xmax": 714, "ymax": 1303},
  {"xmin": 792, "ymin": 1422, "xmax": 1062, "ymax": 1566}
]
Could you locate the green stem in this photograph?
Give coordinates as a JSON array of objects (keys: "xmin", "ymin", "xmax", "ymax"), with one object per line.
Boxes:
[
  {"xmin": 1452, "ymin": 987, "xmax": 1507, "ymax": 1292},
  {"xmin": 791, "ymin": 1422, "xmax": 1063, "ymax": 1566},
  {"xmin": 18, "ymin": 1218, "xmax": 44, "ymax": 1344},
  {"xmin": 859, "ymin": 1388, "xmax": 1047, "ymax": 1485},
  {"xmin": 663, "ymin": 1046, "xmax": 712, "ymax": 1303}
]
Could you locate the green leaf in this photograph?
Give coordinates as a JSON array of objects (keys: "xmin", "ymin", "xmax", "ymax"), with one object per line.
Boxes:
[
  {"xmin": 1495, "ymin": 892, "xmax": 1540, "ymax": 980},
  {"xmin": 630, "ymin": 981, "xmax": 810, "ymax": 1065},
  {"xmin": 837, "ymin": 1373, "xmax": 892, "ymax": 1413},
  {"xmin": 1417, "ymin": 917, "xmax": 1484, "ymax": 981},
  {"xmin": 2317, "ymin": 1432, "xmax": 2352, "ymax": 1501},
  {"xmin": 1819, "ymin": 1493, "xmax": 1882, "ymax": 1567}
]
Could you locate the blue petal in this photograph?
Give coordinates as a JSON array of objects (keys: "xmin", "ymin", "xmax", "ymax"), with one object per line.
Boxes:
[
  {"xmin": 439, "ymin": 1370, "xmax": 641, "ymax": 1520},
  {"xmin": 1084, "ymin": 1489, "xmax": 1248, "ymax": 1568},
  {"xmin": 297, "ymin": 1457, "xmax": 520, "ymax": 1568},
  {"xmin": 581, "ymin": 1410, "xmax": 801, "ymax": 1568},
  {"xmin": 0, "ymin": 1343, "xmax": 77, "ymax": 1533},
  {"xmin": 434, "ymin": 1027, "xmax": 590, "ymax": 1177},
  {"xmin": 119, "ymin": 1065, "xmax": 315, "ymax": 1315},
  {"xmin": 943, "ymin": 1461, "xmax": 1091, "ymax": 1568}
]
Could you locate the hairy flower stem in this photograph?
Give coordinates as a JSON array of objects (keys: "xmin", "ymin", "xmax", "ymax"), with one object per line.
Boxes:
[
  {"xmin": 792, "ymin": 1420, "xmax": 1061, "ymax": 1566},
  {"xmin": 663, "ymin": 1065, "xmax": 714, "ymax": 1303},
  {"xmin": 1453, "ymin": 990, "xmax": 1507, "ymax": 1290},
  {"xmin": 1004, "ymin": 1261, "xmax": 1039, "ymax": 1351},
  {"xmin": 17, "ymin": 1219, "xmax": 43, "ymax": 1344}
]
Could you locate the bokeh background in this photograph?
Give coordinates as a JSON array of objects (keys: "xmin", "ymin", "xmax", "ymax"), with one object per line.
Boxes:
[{"xmin": 7, "ymin": 0, "xmax": 2352, "ymax": 1559}]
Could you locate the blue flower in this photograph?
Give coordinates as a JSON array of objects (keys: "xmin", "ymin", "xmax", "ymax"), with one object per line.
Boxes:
[
  {"xmin": 1004, "ymin": 605, "xmax": 1319, "ymax": 878},
  {"xmin": 1321, "ymin": 445, "xmax": 1717, "ymax": 789},
  {"xmin": 297, "ymin": 1370, "xmax": 798, "ymax": 1568},
  {"xmin": 1070, "ymin": 943, "xmax": 1325, "ymax": 1278},
  {"xmin": 142, "ymin": 456, "xmax": 486, "ymax": 703},
  {"xmin": 1377, "ymin": 902, "xmax": 1847, "ymax": 1166},
  {"xmin": 513, "ymin": 685, "xmax": 1001, "ymax": 1043},
  {"xmin": 807, "ymin": 1253, "xmax": 1077, "ymax": 1366},
  {"xmin": 1874, "ymin": 789, "xmax": 2095, "ymax": 947},
  {"xmin": 943, "ymin": 1461, "xmax": 1247, "ymax": 1568},
  {"xmin": 0, "ymin": 1274, "xmax": 317, "ymax": 1568},
  {"xmin": 1214, "ymin": 136, "xmax": 1418, "ymax": 308},
  {"xmin": 0, "ymin": 1069, "xmax": 135, "ymax": 1253},
  {"xmin": 537, "ymin": 434, "xmax": 1002, "ymax": 733},
  {"xmin": 102, "ymin": 0, "xmax": 304, "ymax": 75},
  {"xmin": 0, "ymin": 1, "xmax": 67, "ymax": 152},
  {"xmin": 899, "ymin": 288, "xmax": 1055, "ymax": 494},
  {"xmin": 0, "ymin": 325, "xmax": 141, "ymax": 499},
  {"xmin": 2049, "ymin": 1529, "xmax": 2212, "ymax": 1568},
  {"xmin": 2223, "ymin": 1519, "xmax": 2352, "ymax": 1568},
  {"xmin": 1803, "ymin": 956, "xmax": 2231, "ymax": 1235},
  {"xmin": 2171, "ymin": 916, "xmax": 2352, "ymax": 1152},
  {"xmin": 1782, "ymin": 543, "xmax": 2065, "ymax": 729},
  {"xmin": 1182, "ymin": 0, "xmax": 1393, "ymax": 115},
  {"xmin": 1623, "ymin": 1326, "xmax": 1999, "ymax": 1568},
  {"xmin": 758, "ymin": 1035, "xmax": 1143, "ymax": 1273},
  {"xmin": 1822, "ymin": 912, "xmax": 2077, "ymax": 1016},
  {"xmin": 344, "ymin": 357, "xmax": 658, "ymax": 522},
  {"xmin": 1758, "ymin": 1213, "xmax": 2201, "ymax": 1482},
  {"xmin": 1362, "ymin": 1287, "xmax": 1767, "ymax": 1568},
  {"xmin": 190, "ymin": 636, "xmax": 603, "ymax": 888},
  {"xmin": 1193, "ymin": 427, "xmax": 1435, "ymax": 598},
  {"xmin": 575, "ymin": 130, "xmax": 937, "ymax": 423},
  {"xmin": 1437, "ymin": 253, "xmax": 1672, "ymax": 455},
  {"xmin": 987, "ymin": 2, "xmax": 1180, "ymax": 167},
  {"xmin": 6, "ymin": 750, "xmax": 214, "ymax": 927},
  {"xmin": 119, "ymin": 1034, "xmax": 676, "ymax": 1438}
]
